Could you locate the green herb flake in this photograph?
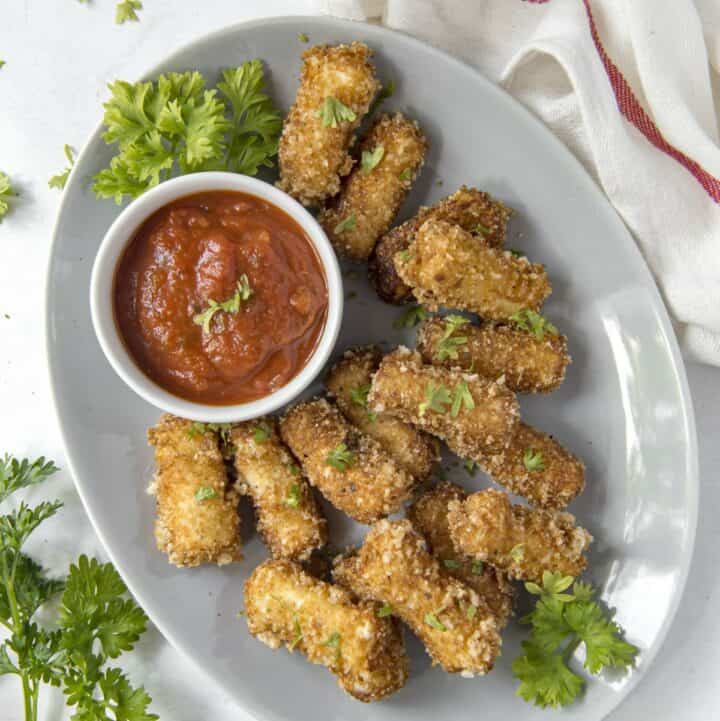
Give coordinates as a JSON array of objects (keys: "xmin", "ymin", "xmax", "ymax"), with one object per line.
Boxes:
[
  {"xmin": 298, "ymin": 32, "xmax": 309, "ymax": 43},
  {"xmin": 334, "ymin": 213, "xmax": 357, "ymax": 234},
  {"xmin": 509, "ymin": 248, "xmax": 525, "ymax": 258},
  {"xmin": 510, "ymin": 544, "xmax": 525, "ymax": 562},
  {"xmin": 289, "ymin": 613, "xmax": 303, "ymax": 650},
  {"xmin": 464, "ymin": 459, "xmax": 477, "ymax": 475},
  {"xmin": 361, "ymin": 145, "xmax": 385, "ymax": 175},
  {"xmin": 49, "ymin": 144, "xmax": 76, "ymax": 190},
  {"xmin": 0, "ymin": 171, "xmax": 17, "ymax": 222},
  {"xmin": 450, "ymin": 382, "xmax": 475, "ymax": 418},
  {"xmin": 523, "ymin": 449, "xmax": 546, "ymax": 472},
  {"xmin": 424, "ymin": 612, "xmax": 447, "ymax": 632},
  {"xmin": 475, "ymin": 221, "xmax": 491, "ymax": 236},
  {"xmin": 317, "ymin": 96, "xmax": 357, "ymax": 128},
  {"xmin": 323, "ymin": 631, "xmax": 342, "ymax": 660},
  {"xmin": 285, "ymin": 483, "xmax": 301, "ymax": 508},
  {"xmin": 471, "ymin": 560, "xmax": 485, "ymax": 575},
  {"xmin": 510, "ymin": 309, "xmax": 559, "ymax": 341},
  {"xmin": 435, "ymin": 315, "xmax": 470, "ymax": 361},
  {"xmin": 466, "ymin": 604, "xmax": 478, "ymax": 620},
  {"xmin": 442, "ymin": 559, "xmax": 461, "ymax": 570},
  {"xmin": 377, "ymin": 603, "xmax": 394, "ymax": 618},
  {"xmin": 418, "ymin": 382, "xmax": 451, "ymax": 417},
  {"xmin": 399, "ymin": 167, "xmax": 413, "ymax": 181},
  {"xmin": 193, "ymin": 275, "xmax": 253, "ymax": 334},
  {"xmin": 393, "ymin": 304, "xmax": 427, "ymax": 329},
  {"xmin": 115, "ymin": 0, "xmax": 142, "ymax": 25},
  {"xmin": 287, "ymin": 463, "xmax": 301, "ymax": 476},
  {"xmin": 195, "ymin": 486, "xmax": 218, "ymax": 502},
  {"xmin": 325, "ymin": 443, "xmax": 356, "ymax": 472},
  {"xmin": 253, "ymin": 421, "xmax": 272, "ymax": 443}
]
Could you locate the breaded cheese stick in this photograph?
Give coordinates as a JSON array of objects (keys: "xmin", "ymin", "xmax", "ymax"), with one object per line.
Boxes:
[
  {"xmin": 417, "ymin": 316, "xmax": 570, "ymax": 393},
  {"xmin": 147, "ymin": 414, "xmax": 241, "ymax": 568},
  {"xmin": 319, "ymin": 113, "xmax": 427, "ymax": 260},
  {"xmin": 325, "ymin": 346, "xmax": 438, "ymax": 481},
  {"xmin": 476, "ymin": 422, "xmax": 585, "ymax": 510},
  {"xmin": 279, "ymin": 398, "xmax": 418, "ymax": 523},
  {"xmin": 447, "ymin": 489, "xmax": 592, "ymax": 584},
  {"xmin": 333, "ymin": 519, "xmax": 502, "ymax": 675},
  {"xmin": 408, "ymin": 482, "xmax": 513, "ymax": 625},
  {"xmin": 245, "ymin": 559, "xmax": 408, "ymax": 702},
  {"xmin": 369, "ymin": 186, "xmax": 512, "ymax": 304},
  {"xmin": 395, "ymin": 219, "xmax": 551, "ymax": 319},
  {"xmin": 231, "ymin": 419, "xmax": 327, "ymax": 561},
  {"xmin": 368, "ymin": 347, "xmax": 519, "ymax": 457},
  {"xmin": 277, "ymin": 43, "xmax": 381, "ymax": 206}
]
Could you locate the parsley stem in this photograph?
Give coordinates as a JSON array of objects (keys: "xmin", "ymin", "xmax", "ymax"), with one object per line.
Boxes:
[{"xmin": 563, "ymin": 637, "xmax": 581, "ymax": 664}]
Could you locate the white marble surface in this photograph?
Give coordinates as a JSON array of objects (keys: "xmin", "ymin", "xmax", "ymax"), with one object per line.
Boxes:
[{"xmin": 0, "ymin": 2, "xmax": 718, "ymax": 719}]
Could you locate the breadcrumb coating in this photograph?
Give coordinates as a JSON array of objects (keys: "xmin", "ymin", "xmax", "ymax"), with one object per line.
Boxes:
[
  {"xmin": 369, "ymin": 186, "xmax": 512, "ymax": 304},
  {"xmin": 447, "ymin": 489, "xmax": 592, "ymax": 584},
  {"xmin": 325, "ymin": 346, "xmax": 438, "ymax": 481},
  {"xmin": 408, "ymin": 482, "xmax": 514, "ymax": 626},
  {"xmin": 147, "ymin": 414, "xmax": 241, "ymax": 568},
  {"xmin": 231, "ymin": 419, "xmax": 327, "ymax": 561},
  {"xmin": 368, "ymin": 347, "xmax": 519, "ymax": 457},
  {"xmin": 277, "ymin": 43, "xmax": 381, "ymax": 206},
  {"xmin": 417, "ymin": 317, "xmax": 570, "ymax": 393},
  {"xmin": 245, "ymin": 559, "xmax": 408, "ymax": 702},
  {"xmin": 333, "ymin": 519, "xmax": 502, "ymax": 675},
  {"xmin": 395, "ymin": 219, "xmax": 551, "ymax": 319},
  {"xmin": 279, "ymin": 398, "xmax": 418, "ymax": 523},
  {"xmin": 476, "ymin": 422, "xmax": 585, "ymax": 510},
  {"xmin": 319, "ymin": 113, "xmax": 427, "ymax": 260}
]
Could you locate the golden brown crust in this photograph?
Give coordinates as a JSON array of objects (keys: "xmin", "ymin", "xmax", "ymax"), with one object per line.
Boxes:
[
  {"xmin": 395, "ymin": 219, "xmax": 551, "ymax": 319},
  {"xmin": 368, "ymin": 186, "xmax": 512, "ymax": 304},
  {"xmin": 147, "ymin": 414, "xmax": 241, "ymax": 568},
  {"xmin": 407, "ymin": 482, "xmax": 514, "ymax": 625},
  {"xmin": 447, "ymin": 489, "xmax": 592, "ymax": 584},
  {"xmin": 231, "ymin": 419, "xmax": 327, "ymax": 561},
  {"xmin": 367, "ymin": 347, "xmax": 519, "ymax": 457},
  {"xmin": 244, "ymin": 559, "xmax": 408, "ymax": 702},
  {"xmin": 417, "ymin": 317, "xmax": 570, "ymax": 393},
  {"xmin": 325, "ymin": 346, "xmax": 438, "ymax": 481},
  {"xmin": 319, "ymin": 113, "xmax": 427, "ymax": 260},
  {"xmin": 476, "ymin": 422, "xmax": 585, "ymax": 510},
  {"xmin": 332, "ymin": 519, "xmax": 502, "ymax": 675},
  {"xmin": 279, "ymin": 398, "xmax": 418, "ymax": 524},
  {"xmin": 277, "ymin": 43, "xmax": 381, "ymax": 206}
]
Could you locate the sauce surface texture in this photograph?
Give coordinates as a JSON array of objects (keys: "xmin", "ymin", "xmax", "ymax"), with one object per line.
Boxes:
[{"xmin": 114, "ymin": 191, "xmax": 328, "ymax": 405}]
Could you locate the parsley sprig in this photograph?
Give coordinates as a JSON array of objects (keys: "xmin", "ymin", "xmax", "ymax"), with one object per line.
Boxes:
[
  {"xmin": 513, "ymin": 572, "xmax": 637, "ymax": 708},
  {"xmin": 48, "ymin": 145, "xmax": 76, "ymax": 191},
  {"xmin": 193, "ymin": 275, "xmax": 253, "ymax": 334},
  {"xmin": 0, "ymin": 454, "xmax": 156, "ymax": 721}
]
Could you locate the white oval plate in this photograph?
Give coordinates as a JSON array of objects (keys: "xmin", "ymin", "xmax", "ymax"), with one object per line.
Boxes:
[{"xmin": 46, "ymin": 15, "xmax": 698, "ymax": 721}]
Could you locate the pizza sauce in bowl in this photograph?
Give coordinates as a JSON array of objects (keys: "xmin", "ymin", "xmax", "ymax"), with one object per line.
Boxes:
[{"xmin": 113, "ymin": 190, "xmax": 329, "ymax": 406}]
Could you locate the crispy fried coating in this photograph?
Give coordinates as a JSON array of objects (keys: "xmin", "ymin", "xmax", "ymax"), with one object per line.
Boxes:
[
  {"xmin": 245, "ymin": 559, "xmax": 408, "ymax": 702},
  {"xmin": 147, "ymin": 414, "xmax": 241, "ymax": 568},
  {"xmin": 476, "ymin": 422, "xmax": 585, "ymax": 510},
  {"xmin": 277, "ymin": 43, "xmax": 381, "ymax": 206},
  {"xmin": 417, "ymin": 317, "xmax": 570, "ymax": 393},
  {"xmin": 408, "ymin": 482, "xmax": 514, "ymax": 625},
  {"xmin": 447, "ymin": 489, "xmax": 592, "ymax": 584},
  {"xmin": 395, "ymin": 219, "xmax": 551, "ymax": 319},
  {"xmin": 231, "ymin": 419, "xmax": 327, "ymax": 561},
  {"xmin": 319, "ymin": 113, "xmax": 427, "ymax": 260},
  {"xmin": 368, "ymin": 347, "xmax": 519, "ymax": 457},
  {"xmin": 369, "ymin": 186, "xmax": 512, "ymax": 304},
  {"xmin": 332, "ymin": 519, "xmax": 502, "ymax": 675},
  {"xmin": 325, "ymin": 346, "xmax": 438, "ymax": 481},
  {"xmin": 279, "ymin": 398, "xmax": 418, "ymax": 523}
]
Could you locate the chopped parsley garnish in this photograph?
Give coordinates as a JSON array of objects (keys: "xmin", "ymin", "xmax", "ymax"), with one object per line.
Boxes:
[
  {"xmin": 397, "ymin": 249, "xmax": 412, "ymax": 263},
  {"xmin": 49, "ymin": 144, "xmax": 76, "ymax": 190},
  {"xmin": 377, "ymin": 603, "xmax": 394, "ymax": 618},
  {"xmin": 317, "ymin": 96, "xmax": 357, "ymax": 128},
  {"xmin": 450, "ymin": 382, "xmax": 475, "ymax": 418},
  {"xmin": 195, "ymin": 486, "xmax": 218, "ymax": 502},
  {"xmin": 323, "ymin": 631, "xmax": 342, "ymax": 660},
  {"xmin": 253, "ymin": 421, "xmax": 272, "ymax": 443},
  {"xmin": 424, "ymin": 612, "xmax": 447, "ymax": 632},
  {"xmin": 509, "ymin": 248, "xmax": 525, "ymax": 258},
  {"xmin": 0, "ymin": 171, "xmax": 16, "ymax": 222},
  {"xmin": 442, "ymin": 559, "xmax": 460, "ymax": 570},
  {"xmin": 369, "ymin": 80, "xmax": 395, "ymax": 114},
  {"xmin": 333, "ymin": 213, "xmax": 357, "ymax": 234},
  {"xmin": 475, "ymin": 221, "xmax": 491, "ymax": 236},
  {"xmin": 510, "ymin": 309, "xmax": 559, "ymax": 340},
  {"xmin": 284, "ymin": 483, "xmax": 301, "ymax": 508},
  {"xmin": 289, "ymin": 613, "xmax": 303, "ymax": 650},
  {"xmin": 435, "ymin": 315, "xmax": 470, "ymax": 361},
  {"xmin": 298, "ymin": 32, "xmax": 309, "ymax": 42},
  {"xmin": 393, "ymin": 304, "xmax": 426, "ymax": 329},
  {"xmin": 187, "ymin": 421, "xmax": 233, "ymax": 444},
  {"xmin": 510, "ymin": 544, "xmax": 526, "ymax": 562},
  {"xmin": 399, "ymin": 167, "xmax": 413, "ymax": 181},
  {"xmin": 193, "ymin": 275, "xmax": 253, "ymax": 333},
  {"xmin": 361, "ymin": 145, "xmax": 384, "ymax": 174},
  {"xmin": 116, "ymin": 0, "xmax": 142, "ymax": 24},
  {"xmin": 464, "ymin": 459, "xmax": 477, "ymax": 475},
  {"xmin": 0, "ymin": 60, "xmax": 5, "ymax": 70},
  {"xmin": 349, "ymin": 384, "xmax": 377, "ymax": 422},
  {"xmin": 466, "ymin": 603, "xmax": 478, "ymax": 620},
  {"xmin": 523, "ymin": 449, "xmax": 546, "ymax": 472},
  {"xmin": 325, "ymin": 443, "xmax": 356, "ymax": 472},
  {"xmin": 513, "ymin": 572, "xmax": 638, "ymax": 708},
  {"xmin": 287, "ymin": 463, "xmax": 301, "ymax": 476},
  {"xmin": 471, "ymin": 560, "xmax": 485, "ymax": 575},
  {"xmin": 418, "ymin": 383, "xmax": 451, "ymax": 417}
]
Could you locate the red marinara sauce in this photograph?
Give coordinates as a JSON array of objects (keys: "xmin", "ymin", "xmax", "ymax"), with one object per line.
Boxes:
[{"xmin": 113, "ymin": 191, "xmax": 328, "ymax": 405}]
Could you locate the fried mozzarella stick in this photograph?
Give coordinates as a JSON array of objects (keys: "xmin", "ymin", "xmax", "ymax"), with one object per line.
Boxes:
[
  {"xmin": 333, "ymin": 520, "xmax": 502, "ymax": 675},
  {"xmin": 417, "ymin": 316, "xmax": 570, "ymax": 393},
  {"xmin": 231, "ymin": 420, "xmax": 327, "ymax": 561},
  {"xmin": 278, "ymin": 42, "xmax": 381, "ymax": 206},
  {"xmin": 369, "ymin": 186, "xmax": 512, "ymax": 304},
  {"xmin": 368, "ymin": 347, "xmax": 519, "ymax": 457},
  {"xmin": 325, "ymin": 346, "xmax": 438, "ymax": 481},
  {"xmin": 245, "ymin": 559, "xmax": 408, "ymax": 702},
  {"xmin": 447, "ymin": 489, "xmax": 592, "ymax": 584},
  {"xmin": 147, "ymin": 415, "xmax": 241, "ymax": 568},
  {"xmin": 476, "ymin": 422, "xmax": 585, "ymax": 510},
  {"xmin": 395, "ymin": 219, "xmax": 551, "ymax": 319},
  {"xmin": 408, "ymin": 482, "xmax": 514, "ymax": 626},
  {"xmin": 279, "ymin": 398, "xmax": 418, "ymax": 523},
  {"xmin": 319, "ymin": 113, "xmax": 427, "ymax": 260}
]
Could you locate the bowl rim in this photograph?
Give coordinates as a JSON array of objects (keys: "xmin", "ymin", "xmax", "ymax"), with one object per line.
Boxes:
[{"xmin": 89, "ymin": 171, "xmax": 344, "ymax": 423}]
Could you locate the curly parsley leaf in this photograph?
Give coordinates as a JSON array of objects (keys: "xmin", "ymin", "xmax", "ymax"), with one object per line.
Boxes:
[
  {"xmin": 523, "ymin": 449, "xmax": 546, "ymax": 472},
  {"xmin": 317, "ymin": 96, "xmax": 357, "ymax": 128},
  {"xmin": 393, "ymin": 305, "xmax": 427, "ymax": 329},
  {"xmin": 48, "ymin": 145, "xmax": 76, "ymax": 191},
  {"xmin": 418, "ymin": 383, "xmax": 451, "ymax": 417},
  {"xmin": 0, "ymin": 172, "xmax": 17, "ymax": 222},
  {"xmin": 325, "ymin": 443, "xmax": 356, "ymax": 472},
  {"xmin": 510, "ymin": 309, "xmax": 559, "ymax": 340},
  {"xmin": 0, "ymin": 455, "xmax": 59, "ymax": 505},
  {"xmin": 116, "ymin": 0, "xmax": 142, "ymax": 25}
]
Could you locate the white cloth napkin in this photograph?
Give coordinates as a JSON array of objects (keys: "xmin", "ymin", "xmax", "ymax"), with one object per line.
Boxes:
[{"xmin": 328, "ymin": 0, "xmax": 720, "ymax": 366}]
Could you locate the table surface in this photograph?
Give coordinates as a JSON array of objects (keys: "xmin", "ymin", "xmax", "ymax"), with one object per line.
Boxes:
[{"xmin": 1, "ymin": 2, "xmax": 718, "ymax": 719}]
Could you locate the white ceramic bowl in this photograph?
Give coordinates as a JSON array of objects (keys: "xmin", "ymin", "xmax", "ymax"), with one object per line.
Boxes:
[{"xmin": 90, "ymin": 172, "xmax": 343, "ymax": 423}]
